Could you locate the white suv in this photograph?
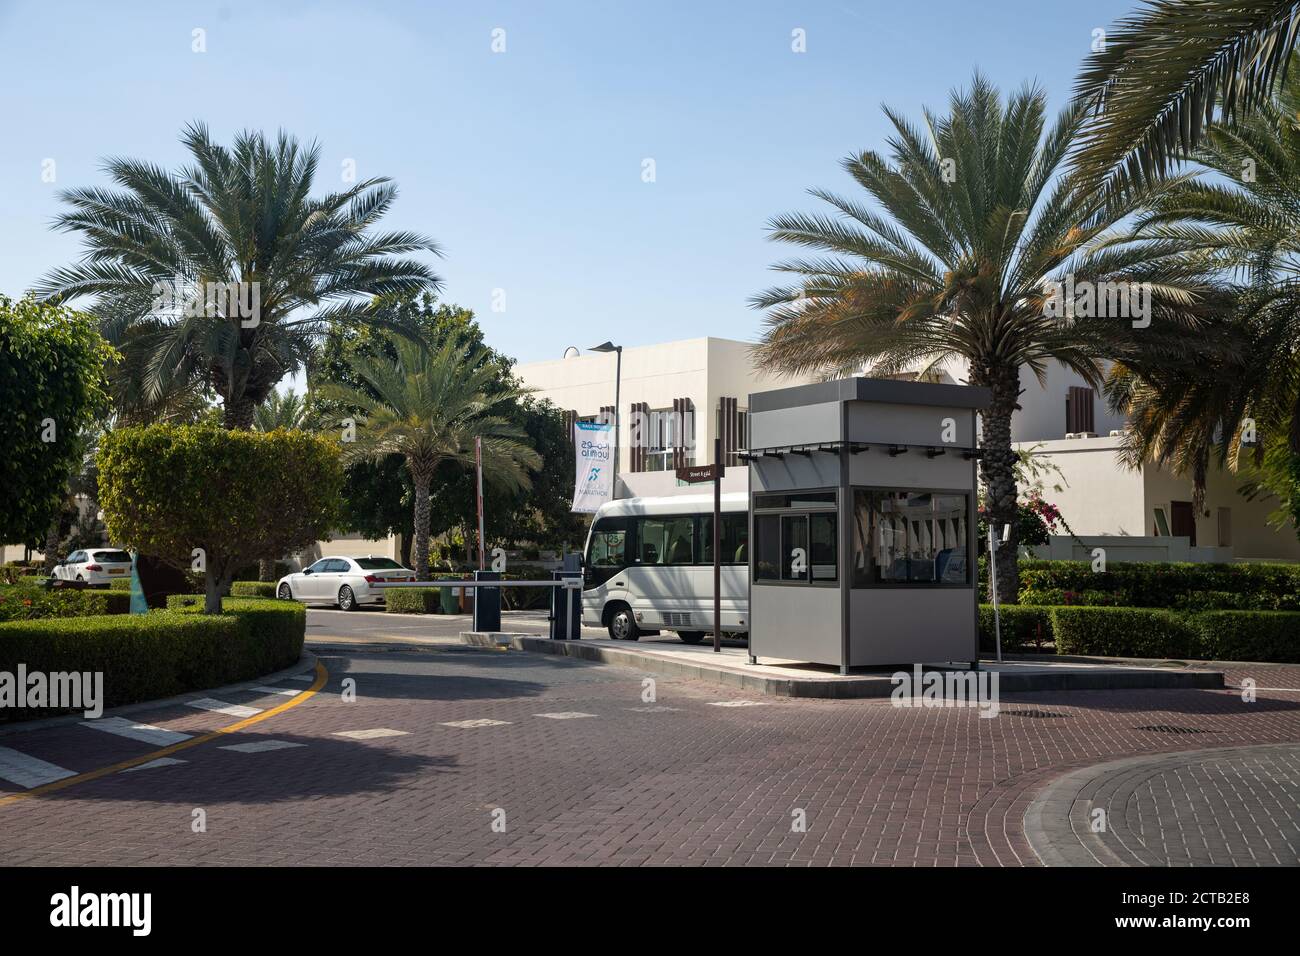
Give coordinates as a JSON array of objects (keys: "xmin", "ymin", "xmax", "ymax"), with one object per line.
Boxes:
[
  {"xmin": 53, "ymin": 548, "xmax": 134, "ymax": 585},
  {"xmin": 276, "ymin": 556, "xmax": 416, "ymax": 611}
]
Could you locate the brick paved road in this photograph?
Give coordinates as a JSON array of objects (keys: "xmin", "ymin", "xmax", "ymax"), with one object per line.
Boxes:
[{"xmin": 1, "ymin": 636, "xmax": 1298, "ymax": 866}]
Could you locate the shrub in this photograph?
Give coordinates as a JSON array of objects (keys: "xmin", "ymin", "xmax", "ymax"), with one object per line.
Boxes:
[
  {"xmin": 97, "ymin": 424, "xmax": 342, "ymax": 612},
  {"xmin": 0, "ymin": 597, "xmax": 305, "ymax": 721},
  {"xmin": 231, "ymin": 581, "xmax": 277, "ymax": 599},
  {"xmin": 979, "ymin": 605, "xmax": 1053, "ymax": 651},
  {"xmin": 385, "ymin": 588, "xmax": 442, "ymax": 614},
  {"xmin": 1049, "ymin": 606, "xmax": 1199, "ymax": 658},
  {"xmin": 1018, "ymin": 559, "xmax": 1300, "ymax": 609},
  {"xmin": 1192, "ymin": 611, "xmax": 1300, "ymax": 663},
  {"xmin": 0, "ymin": 584, "xmax": 132, "ymax": 622}
]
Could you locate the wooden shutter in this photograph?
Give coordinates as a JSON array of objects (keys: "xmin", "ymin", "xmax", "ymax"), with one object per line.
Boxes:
[
  {"xmin": 719, "ymin": 396, "xmax": 740, "ymax": 467},
  {"xmin": 671, "ymin": 397, "xmax": 694, "ymax": 470},
  {"xmin": 1066, "ymin": 386, "xmax": 1095, "ymax": 435}
]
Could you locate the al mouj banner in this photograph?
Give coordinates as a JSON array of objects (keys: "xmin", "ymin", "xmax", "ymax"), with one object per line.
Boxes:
[{"xmin": 572, "ymin": 420, "xmax": 614, "ymax": 513}]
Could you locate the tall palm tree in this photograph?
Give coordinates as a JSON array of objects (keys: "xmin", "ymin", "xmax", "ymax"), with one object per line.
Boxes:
[
  {"xmin": 1100, "ymin": 62, "xmax": 1300, "ymax": 514},
  {"xmin": 1073, "ymin": 0, "xmax": 1300, "ymax": 192},
  {"xmin": 36, "ymin": 122, "xmax": 441, "ymax": 428},
  {"xmin": 315, "ymin": 337, "xmax": 541, "ymax": 576},
  {"xmin": 751, "ymin": 74, "xmax": 1210, "ymax": 601}
]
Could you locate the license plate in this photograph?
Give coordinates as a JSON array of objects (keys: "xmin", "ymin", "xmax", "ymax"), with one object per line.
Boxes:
[{"xmin": 108, "ymin": 568, "xmax": 126, "ymax": 574}]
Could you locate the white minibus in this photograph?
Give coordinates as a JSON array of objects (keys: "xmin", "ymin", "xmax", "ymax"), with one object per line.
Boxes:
[{"xmin": 581, "ymin": 492, "xmax": 749, "ymax": 643}]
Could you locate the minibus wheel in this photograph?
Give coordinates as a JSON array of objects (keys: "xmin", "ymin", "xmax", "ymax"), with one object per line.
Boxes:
[
  {"xmin": 607, "ymin": 603, "xmax": 640, "ymax": 641},
  {"xmin": 676, "ymin": 631, "xmax": 706, "ymax": 645}
]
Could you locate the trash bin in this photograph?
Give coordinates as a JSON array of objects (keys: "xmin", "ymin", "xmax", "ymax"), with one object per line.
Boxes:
[{"xmin": 438, "ymin": 580, "xmax": 458, "ymax": 614}]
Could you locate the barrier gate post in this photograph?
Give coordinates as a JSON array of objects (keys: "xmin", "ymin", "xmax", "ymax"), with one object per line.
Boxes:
[{"xmin": 473, "ymin": 569, "xmax": 501, "ymax": 632}]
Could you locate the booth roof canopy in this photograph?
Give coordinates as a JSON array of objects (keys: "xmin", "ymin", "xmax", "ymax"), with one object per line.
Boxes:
[{"xmin": 749, "ymin": 376, "xmax": 992, "ymax": 413}]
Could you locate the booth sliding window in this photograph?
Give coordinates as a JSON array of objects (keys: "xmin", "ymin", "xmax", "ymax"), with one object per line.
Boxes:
[
  {"xmin": 852, "ymin": 490, "xmax": 970, "ymax": 586},
  {"xmin": 752, "ymin": 491, "xmax": 838, "ymax": 584}
]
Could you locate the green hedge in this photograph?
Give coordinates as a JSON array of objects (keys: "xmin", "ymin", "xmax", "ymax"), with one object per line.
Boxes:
[
  {"xmin": 231, "ymin": 581, "xmax": 277, "ymax": 599},
  {"xmin": 0, "ymin": 597, "xmax": 305, "ymax": 721},
  {"xmin": 1018, "ymin": 559, "xmax": 1300, "ymax": 610},
  {"xmin": 979, "ymin": 605, "xmax": 1053, "ymax": 651},
  {"xmin": 0, "ymin": 584, "xmax": 132, "ymax": 622},
  {"xmin": 1049, "ymin": 606, "xmax": 1199, "ymax": 658},
  {"xmin": 1192, "ymin": 611, "xmax": 1300, "ymax": 663},
  {"xmin": 385, "ymin": 588, "xmax": 442, "ymax": 614}
]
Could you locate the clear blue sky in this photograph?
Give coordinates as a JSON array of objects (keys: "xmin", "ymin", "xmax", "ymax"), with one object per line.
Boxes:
[{"xmin": 0, "ymin": 0, "xmax": 1136, "ymax": 367}]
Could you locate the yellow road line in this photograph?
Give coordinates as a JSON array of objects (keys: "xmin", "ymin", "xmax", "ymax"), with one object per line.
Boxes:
[{"xmin": 0, "ymin": 660, "xmax": 328, "ymax": 809}]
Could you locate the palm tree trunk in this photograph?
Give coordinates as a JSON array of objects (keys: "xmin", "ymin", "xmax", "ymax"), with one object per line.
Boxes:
[
  {"xmin": 258, "ymin": 558, "xmax": 275, "ymax": 582},
  {"xmin": 223, "ymin": 395, "xmax": 255, "ymax": 429},
  {"xmin": 975, "ymin": 365, "xmax": 1021, "ymax": 605},
  {"xmin": 411, "ymin": 471, "xmax": 432, "ymax": 579}
]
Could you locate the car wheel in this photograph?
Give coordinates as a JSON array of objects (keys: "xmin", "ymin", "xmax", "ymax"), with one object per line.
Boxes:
[
  {"xmin": 75, "ymin": 574, "xmax": 84, "ymax": 582},
  {"xmin": 338, "ymin": 585, "xmax": 357, "ymax": 611},
  {"xmin": 676, "ymin": 631, "xmax": 706, "ymax": 645},
  {"xmin": 607, "ymin": 603, "xmax": 639, "ymax": 641},
  {"xmin": 278, "ymin": 583, "xmax": 292, "ymax": 600}
]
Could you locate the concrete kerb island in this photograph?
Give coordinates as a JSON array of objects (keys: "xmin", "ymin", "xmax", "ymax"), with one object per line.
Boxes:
[{"xmin": 461, "ymin": 633, "xmax": 1224, "ymax": 698}]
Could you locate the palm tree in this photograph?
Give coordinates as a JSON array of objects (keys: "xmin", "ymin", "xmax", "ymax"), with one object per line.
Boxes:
[
  {"xmin": 1100, "ymin": 61, "xmax": 1300, "ymax": 515},
  {"xmin": 1073, "ymin": 0, "xmax": 1300, "ymax": 192},
  {"xmin": 36, "ymin": 122, "xmax": 441, "ymax": 428},
  {"xmin": 253, "ymin": 386, "xmax": 317, "ymax": 432},
  {"xmin": 750, "ymin": 74, "xmax": 1210, "ymax": 602},
  {"xmin": 314, "ymin": 337, "xmax": 541, "ymax": 577}
]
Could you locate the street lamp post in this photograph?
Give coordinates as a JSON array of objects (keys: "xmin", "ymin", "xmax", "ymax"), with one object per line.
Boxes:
[{"xmin": 588, "ymin": 341, "xmax": 623, "ymax": 495}]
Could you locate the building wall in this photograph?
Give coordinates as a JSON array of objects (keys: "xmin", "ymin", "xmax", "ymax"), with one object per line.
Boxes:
[
  {"xmin": 1016, "ymin": 436, "xmax": 1147, "ymax": 536},
  {"xmin": 1019, "ymin": 436, "xmax": 1300, "ymax": 561}
]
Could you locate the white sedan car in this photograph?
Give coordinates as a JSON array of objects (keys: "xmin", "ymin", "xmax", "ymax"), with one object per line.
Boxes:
[
  {"xmin": 52, "ymin": 548, "xmax": 134, "ymax": 585},
  {"xmin": 276, "ymin": 556, "xmax": 417, "ymax": 611}
]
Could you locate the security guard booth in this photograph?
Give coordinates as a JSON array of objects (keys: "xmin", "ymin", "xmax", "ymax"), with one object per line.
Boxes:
[{"xmin": 744, "ymin": 377, "xmax": 990, "ymax": 673}]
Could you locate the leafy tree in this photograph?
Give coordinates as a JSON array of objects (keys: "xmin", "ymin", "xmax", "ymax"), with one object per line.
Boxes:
[
  {"xmin": 749, "ymin": 74, "xmax": 1208, "ymax": 602},
  {"xmin": 97, "ymin": 425, "xmax": 342, "ymax": 612},
  {"xmin": 35, "ymin": 122, "xmax": 441, "ymax": 428},
  {"xmin": 0, "ymin": 295, "xmax": 115, "ymax": 551},
  {"xmin": 315, "ymin": 336, "xmax": 541, "ymax": 576},
  {"xmin": 1073, "ymin": 1, "xmax": 1300, "ymax": 193}
]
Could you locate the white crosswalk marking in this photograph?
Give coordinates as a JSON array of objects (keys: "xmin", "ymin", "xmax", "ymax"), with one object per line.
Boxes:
[
  {"xmin": 534, "ymin": 712, "xmax": 597, "ymax": 720},
  {"xmin": 250, "ymin": 686, "xmax": 300, "ymax": 697},
  {"xmin": 218, "ymin": 740, "xmax": 305, "ymax": 754},
  {"xmin": 332, "ymin": 728, "xmax": 408, "ymax": 739},
  {"xmin": 123, "ymin": 757, "xmax": 187, "ymax": 773},
  {"xmin": 708, "ymin": 700, "xmax": 767, "ymax": 707},
  {"xmin": 0, "ymin": 746, "xmax": 76, "ymax": 788},
  {"xmin": 440, "ymin": 719, "xmax": 511, "ymax": 728},
  {"xmin": 82, "ymin": 717, "xmax": 191, "ymax": 746},
  {"xmin": 186, "ymin": 698, "xmax": 261, "ymax": 718}
]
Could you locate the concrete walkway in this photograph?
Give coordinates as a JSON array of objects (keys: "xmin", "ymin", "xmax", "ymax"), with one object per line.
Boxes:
[{"xmin": 460, "ymin": 632, "xmax": 1225, "ymax": 698}]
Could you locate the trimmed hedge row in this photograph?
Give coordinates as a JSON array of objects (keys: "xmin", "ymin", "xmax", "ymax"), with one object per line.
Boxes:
[
  {"xmin": 985, "ymin": 604, "xmax": 1300, "ymax": 663},
  {"xmin": 1017, "ymin": 559, "xmax": 1300, "ymax": 610},
  {"xmin": 0, "ymin": 584, "xmax": 132, "ymax": 622},
  {"xmin": 385, "ymin": 588, "xmax": 443, "ymax": 614},
  {"xmin": 231, "ymin": 581, "xmax": 277, "ymax": 599},
  {"xmin": 0, "ymin": 597, "xmax": 305, "ymax": 721},
  {"xmin": 978, "ymin": 605, "xmax": 1053, "ymax": 652}
]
